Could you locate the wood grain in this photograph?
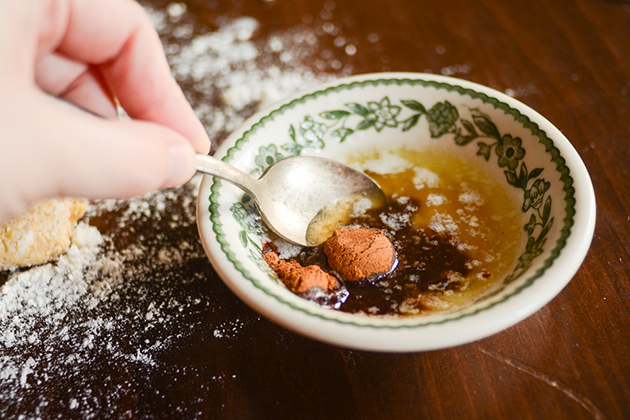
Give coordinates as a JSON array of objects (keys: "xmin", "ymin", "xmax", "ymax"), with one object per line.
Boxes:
[{"xmin": 2, "ymin": 0, "xmax": 630, "ymax": 418}]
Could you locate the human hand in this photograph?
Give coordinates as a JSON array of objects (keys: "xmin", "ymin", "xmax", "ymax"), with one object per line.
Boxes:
[{"xmin": 0, "ymin": 0, "xmax": 211, "ymax": 223}]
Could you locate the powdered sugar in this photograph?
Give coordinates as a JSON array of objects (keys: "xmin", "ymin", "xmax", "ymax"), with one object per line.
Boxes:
[
  {"xmin": 458, "ymin": 184, "xmax": 484, "ymax": 208},
  {"xmin": 426, "ymin": 194, "xmax": 446, "ymax": 206},
  {"xmin": 412, "ymin": 167, "xmax": 440, "ymax": 189},
  {"xmin": 357, "ymin": 151, "xmax": 413, "ymax": 175},
  {"xmin": 429, "ymin": 213, "xmax": 459, "ymax": 235}
]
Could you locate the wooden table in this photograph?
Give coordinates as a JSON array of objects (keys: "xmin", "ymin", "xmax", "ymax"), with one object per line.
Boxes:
[{"xmin": 1, "ymin": 0, "xmax": 629, "ymax": 418}]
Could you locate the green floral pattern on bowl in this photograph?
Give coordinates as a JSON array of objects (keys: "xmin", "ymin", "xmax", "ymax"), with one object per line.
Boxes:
[
  {"xmin": 199, "ymin": 73, "xmax": 593, "ymax": 349},
  {"xmin": 231, "ymin": 94, "xmax": 563, "ymax": 293}
]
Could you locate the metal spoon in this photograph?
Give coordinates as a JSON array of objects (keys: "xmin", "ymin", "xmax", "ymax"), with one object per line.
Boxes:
[{"xmin": 196, "ymin": 154, "xmax": 386, "ymax": 247}]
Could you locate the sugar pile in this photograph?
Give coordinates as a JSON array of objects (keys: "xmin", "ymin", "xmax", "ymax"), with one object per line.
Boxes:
[{"xmin": 0, "ymin": 3, "xmax": 339, "ymax": 417}]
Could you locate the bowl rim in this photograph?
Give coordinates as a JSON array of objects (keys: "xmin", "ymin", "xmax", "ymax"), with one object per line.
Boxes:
[{"xmin": 197, "ymin": 72, "xmax": 596, "ymax": 351}]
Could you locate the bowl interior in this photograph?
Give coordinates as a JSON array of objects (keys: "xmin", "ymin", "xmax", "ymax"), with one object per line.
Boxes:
[{"xmin": 197, "ymin": 73, "xmax": 595, "ymax": 351}]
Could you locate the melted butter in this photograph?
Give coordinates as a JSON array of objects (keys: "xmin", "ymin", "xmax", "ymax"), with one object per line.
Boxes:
[
  {"xmin": 356, "ymin": 148, "xmax": 521, "ymax": 313},
  {"xmin": 285, "ymin": 147, "xmax": 523, "ymax": 316},
  {"xmin": 305, "ymin": 189, "xmax": 387, "ymax": 246}
]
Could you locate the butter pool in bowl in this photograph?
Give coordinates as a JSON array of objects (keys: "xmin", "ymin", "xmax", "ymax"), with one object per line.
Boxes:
[{"xmin": 196, "ymin": 72, "xmax": 596, "ymax": 352}]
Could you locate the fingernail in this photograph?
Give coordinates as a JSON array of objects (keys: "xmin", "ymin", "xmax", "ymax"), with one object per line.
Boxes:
[
  {"xmin": 167, "ymin": 143, "xmax": 195, "ymax": 188},
  {"xmin": 198, "ymin": 132, "xmax": 212, "ymax": 155}
]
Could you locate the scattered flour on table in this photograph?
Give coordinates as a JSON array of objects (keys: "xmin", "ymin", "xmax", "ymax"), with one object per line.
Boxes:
[
  {"xmin": 0, "ymin": 185, "xmax": 209, "ymax": 416},
  {"xmin": 0, "ymin": 4, "xmax": 338, "ymax": 417},
  {"xmin": 146, "ymin": 4, "xmax": 338, "ymax": 147}
]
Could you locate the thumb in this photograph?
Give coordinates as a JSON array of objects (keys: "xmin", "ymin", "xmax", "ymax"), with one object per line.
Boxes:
[{"xmin": 4, "ymin": 92, "xmax": 197, "ymax": 213}]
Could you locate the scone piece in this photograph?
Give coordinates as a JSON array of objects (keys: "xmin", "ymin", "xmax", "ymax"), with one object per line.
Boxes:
[{"xmin": 0, "ymin": 198, "xmax": 87, "ymax": 270}]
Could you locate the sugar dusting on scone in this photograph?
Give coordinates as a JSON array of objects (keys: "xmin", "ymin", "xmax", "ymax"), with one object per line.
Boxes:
[{"xmin": 0, "ymin": 198, "xmax": 87, "ymax": 270}]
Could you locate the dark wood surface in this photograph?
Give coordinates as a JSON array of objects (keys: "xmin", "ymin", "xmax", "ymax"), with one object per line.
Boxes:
[{"xmin": 2, "ymin": 0, "xmax": 630, "ymax": 418}]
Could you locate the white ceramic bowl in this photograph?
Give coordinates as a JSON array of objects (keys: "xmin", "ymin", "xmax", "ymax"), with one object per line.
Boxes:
[{"xmin": 196, "ymin": 72, "xmax": 596, "ymax": 352}]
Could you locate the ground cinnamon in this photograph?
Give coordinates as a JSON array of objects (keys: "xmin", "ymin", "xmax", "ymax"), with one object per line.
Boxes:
[
  {"xmin": 323, "ymin": 228, "xmax": 396, "ymax": 281},
  {"xmin": 263, "ymin": 247, "xmax": 338, "ymax": 293}
]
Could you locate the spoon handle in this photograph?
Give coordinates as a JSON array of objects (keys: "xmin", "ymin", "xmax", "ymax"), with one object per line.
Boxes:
[{"xmin": 195, "ymin": 154, "xmax": 257, "ymax": 196}]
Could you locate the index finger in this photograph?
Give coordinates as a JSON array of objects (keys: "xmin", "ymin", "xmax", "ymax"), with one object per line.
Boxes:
[{"xmin": 55, "ymin": 0, "xmax": 210, "ymax": 154}]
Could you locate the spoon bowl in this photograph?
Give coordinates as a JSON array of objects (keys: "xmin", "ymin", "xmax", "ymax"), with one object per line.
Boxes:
[{"xmin": 195, "ymin": 154, "xmax": 385, "ymax": 246}]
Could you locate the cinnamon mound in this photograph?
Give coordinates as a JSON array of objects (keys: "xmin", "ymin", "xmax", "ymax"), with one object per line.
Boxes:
[
  {"xmin": 263, "ymin": 249, "xmax": 338, "ymax": 293},
  {"xmin": 323, "ymin": 228, "xmax": 395, "ymax": 281}
]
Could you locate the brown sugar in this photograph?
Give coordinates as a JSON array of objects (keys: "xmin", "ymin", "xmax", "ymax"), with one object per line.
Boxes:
[
  {"xmin": 263, "ymin": 247, "xmax": 338, "ymax": 294},
  {"xmin": 323, "ymin": 228, "xmax": 396, "ymax": 282}
]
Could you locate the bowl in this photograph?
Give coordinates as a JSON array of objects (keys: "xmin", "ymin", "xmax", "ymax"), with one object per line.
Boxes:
[{"xmin": 196, "ymin": 72, "xmax": 596, "ymax": 352}]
